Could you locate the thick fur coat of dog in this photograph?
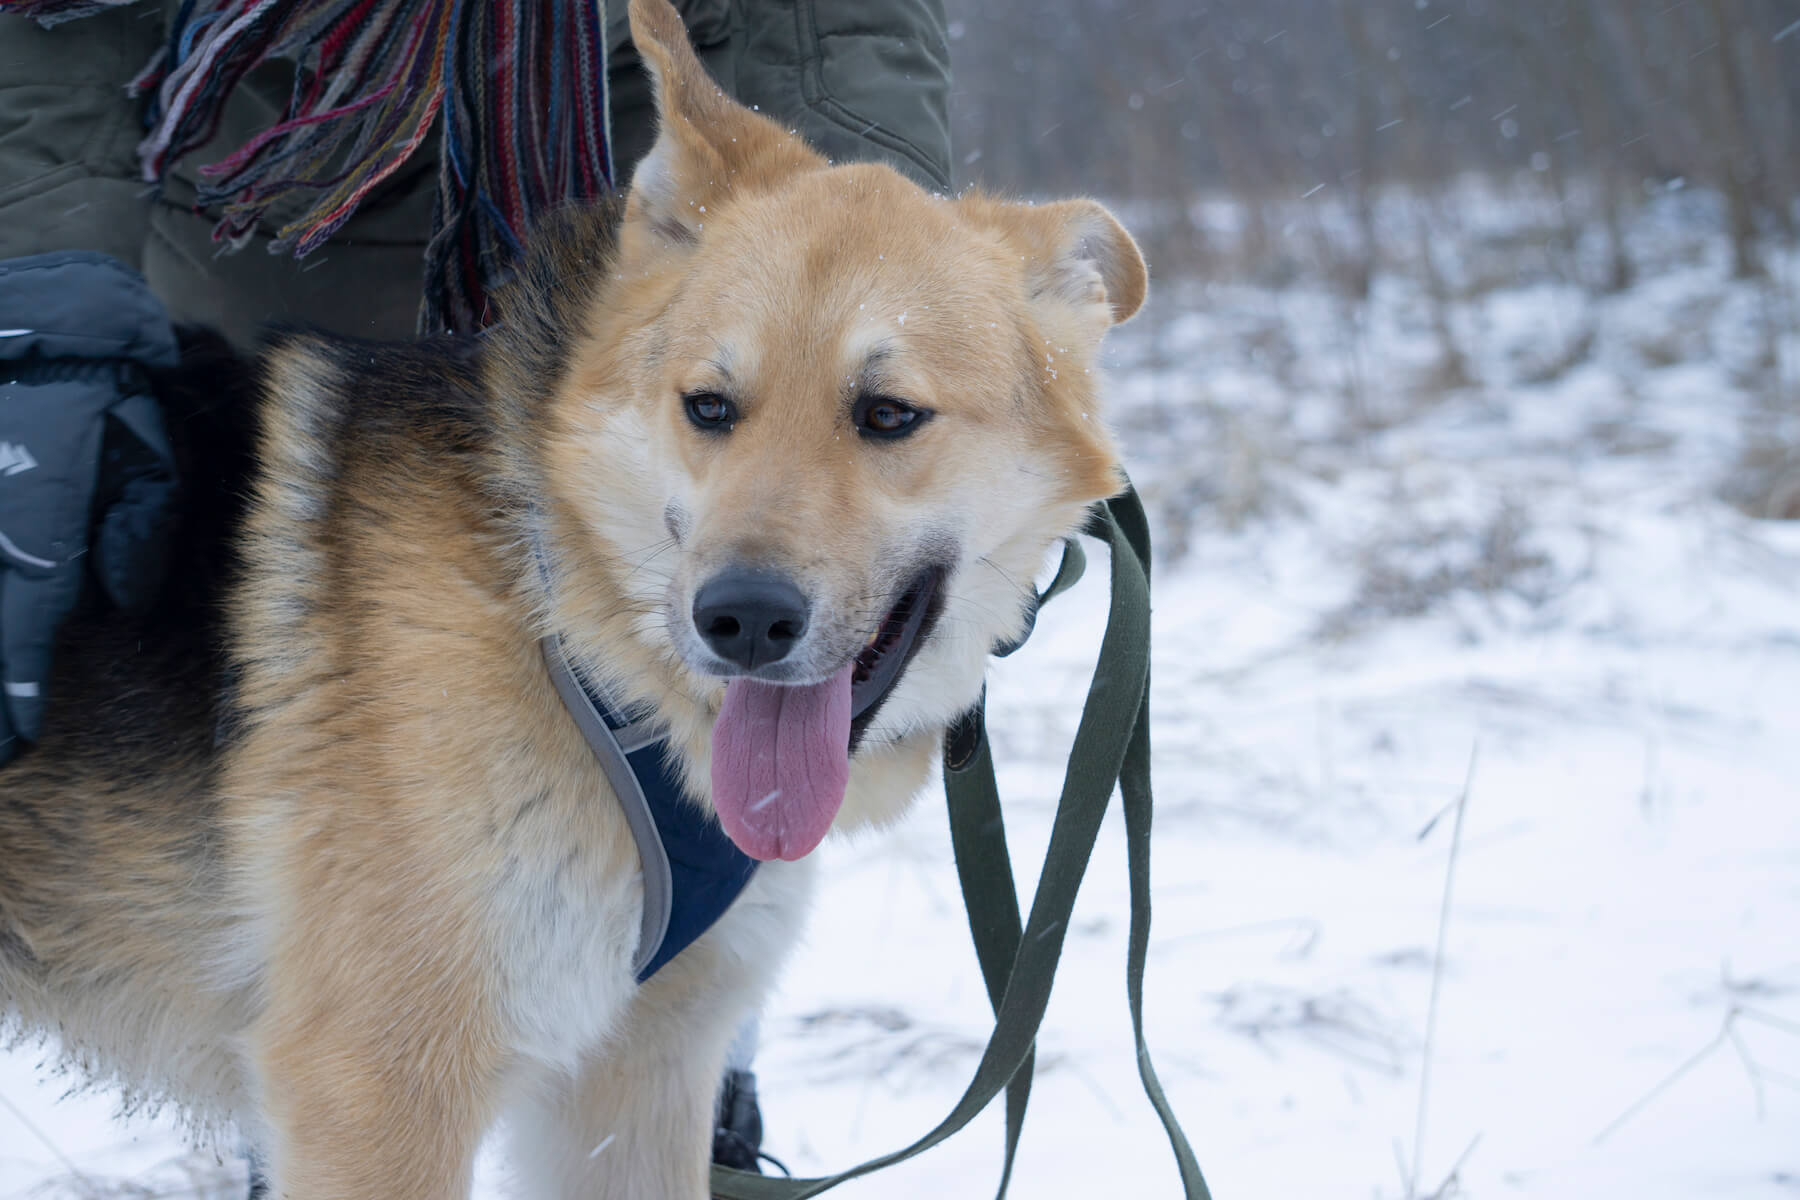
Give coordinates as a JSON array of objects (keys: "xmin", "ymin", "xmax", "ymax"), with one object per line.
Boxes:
[{"xmin": 0, "ymin": 1, "xmax": 1147, "ymax": 1195}]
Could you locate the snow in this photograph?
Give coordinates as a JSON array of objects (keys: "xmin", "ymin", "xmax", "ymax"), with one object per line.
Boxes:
[{"xmin": 5, "ymin": 196, "xmax": 1798, "ymax": 1198}]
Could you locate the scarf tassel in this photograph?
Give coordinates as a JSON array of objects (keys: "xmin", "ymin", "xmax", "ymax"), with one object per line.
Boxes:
[{"xmin": 10, "ymin": 0, "xmax": 614, "ymax": 335}]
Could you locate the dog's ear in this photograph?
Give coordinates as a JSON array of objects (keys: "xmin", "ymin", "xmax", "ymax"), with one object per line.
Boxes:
[
  {"xmin": 624, "ymin": 0, "xmax": 821, "ymax": 250},
  {"xmin": 963, "ymin": 196, "xmax": 1148, "ymax": 333},
  {"xmin": 956, "ymin": 195, "xmax": 1141, "ymax": 504}
]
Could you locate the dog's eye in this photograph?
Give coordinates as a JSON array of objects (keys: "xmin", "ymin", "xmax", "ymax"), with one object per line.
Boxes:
[
  {"xmin": 854, "ymin": 394, "xmax": 931, "ymax": 440},
  {"xmin": 685, "ymin": 391, "xmax": 737, "ymax": 432}
]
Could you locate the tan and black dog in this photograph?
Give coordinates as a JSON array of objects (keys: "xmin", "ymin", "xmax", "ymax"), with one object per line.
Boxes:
[{"xmin": 0, "ymin": 1, "xmax": 1146, "ymax": 1195}]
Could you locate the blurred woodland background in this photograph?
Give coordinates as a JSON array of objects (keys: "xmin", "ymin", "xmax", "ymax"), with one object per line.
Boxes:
[
  {"xmin": 944, "ymin": 0, "xmax": 1800, "ymax": 284},
  {"xmin": 937, "ymin": 0, "xmax": 1800, "ymax": 544}
]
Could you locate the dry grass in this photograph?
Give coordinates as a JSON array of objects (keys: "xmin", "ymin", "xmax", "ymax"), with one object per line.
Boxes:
[
  {"xmin": 1318, "ymin": 502, "xmax": 1561, "ymax": 641},
  {"xmin": 1723, "ymin": 434, "xmax": 1800, "ymax": 521},
  {"xmin": 785, "ymin": 1005, "xmax": 998, "ymax": 1089},
  {"xmin": 1207, "ymin": 983, "xmax": 1409, "ymax": 1076}
]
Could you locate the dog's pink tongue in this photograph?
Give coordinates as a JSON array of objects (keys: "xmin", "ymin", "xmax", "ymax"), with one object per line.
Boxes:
[{"xmin": 711, "ymin": 664, "xmax": 853, "ymax": 861}]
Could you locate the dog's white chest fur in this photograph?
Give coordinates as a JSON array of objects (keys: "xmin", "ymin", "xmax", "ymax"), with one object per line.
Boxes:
[
  {"xmin": 483, "ymin": 783, "xmax": 816, "ymax": 1074},
  {"xmin": 486, "ymin": 801, "xmax": 645, "ymax": 1070}
]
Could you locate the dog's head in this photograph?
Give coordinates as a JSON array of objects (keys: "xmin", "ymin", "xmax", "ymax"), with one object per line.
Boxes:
[{"xmin": 518, "ymin": 0, "xmax": 1145, "ymax": 861}]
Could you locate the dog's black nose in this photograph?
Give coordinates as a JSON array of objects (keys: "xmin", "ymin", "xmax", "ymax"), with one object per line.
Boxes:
[{"xmin": 693, "ymin": 570, "xmax": 810, "ymax": 670}]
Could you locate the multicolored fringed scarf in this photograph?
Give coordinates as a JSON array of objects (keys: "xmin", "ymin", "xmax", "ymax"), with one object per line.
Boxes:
[{"xmin": 4, "ymin": 0, "xmax": 615, "ymax": 333}]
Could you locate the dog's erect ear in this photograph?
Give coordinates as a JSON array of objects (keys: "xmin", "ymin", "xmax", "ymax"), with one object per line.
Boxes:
[
  {"xmin": 624, "ymin": 0, "xmax": 821, "ymax": 249},
  {"xmin": 1031, "ymin": 200, "xmax": 1148, "ymax": 326},
  {"xmin": 963, "ymin": 196, "xmax": 1149, "ymax": 331}
]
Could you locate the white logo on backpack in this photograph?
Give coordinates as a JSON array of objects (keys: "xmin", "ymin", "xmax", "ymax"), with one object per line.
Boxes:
[{"xmin": 0, "ymin": 442, "xmax": 37, "ymax": 476}]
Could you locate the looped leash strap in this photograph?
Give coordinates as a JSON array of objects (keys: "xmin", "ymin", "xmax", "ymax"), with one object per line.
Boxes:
[
  {"xmin": 991, "ymin": 536, "xmax": 1086, "ymax": 659},
  {"xmin": 710, "ymin": 485, "xmax": 1210, "ymax": 1199}
]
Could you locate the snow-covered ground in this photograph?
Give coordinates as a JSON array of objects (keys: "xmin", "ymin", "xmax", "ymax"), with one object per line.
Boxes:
[{"xmin": 6, "ymin": 190, "xmax": 1798, "ymax": 1198}]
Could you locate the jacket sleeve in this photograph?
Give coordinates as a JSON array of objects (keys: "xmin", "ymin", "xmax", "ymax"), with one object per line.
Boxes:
[
  {"xmin": 729, "ymin": 0, "xmax": 953, "ymax": 191},
  {"xmin": 607, "ymin": 0, "xmax": 953, "ymax": 193},
  {"xmin": 0, "ymin": 5, "xmax": 162, "ymax": 266},
  {"xmin": 730, "ymin": 0, "xmax": 957, "ymax": 189}
]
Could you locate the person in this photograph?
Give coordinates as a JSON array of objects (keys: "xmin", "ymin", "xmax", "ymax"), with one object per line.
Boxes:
[{"xmin": 0, "ymin": 0, "xmax": 952, "ymax": 1178}]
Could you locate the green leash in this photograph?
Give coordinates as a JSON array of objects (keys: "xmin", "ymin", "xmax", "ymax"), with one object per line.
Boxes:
[{"xmin": 710, "ymin": 485, "xmax": 1209, "ymax": 1200}]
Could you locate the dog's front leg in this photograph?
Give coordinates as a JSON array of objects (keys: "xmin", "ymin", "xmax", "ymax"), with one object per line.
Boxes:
[
  {"xmin": 506, "ymin": 860, "xmax": 812, "ymax": 1200},
  {"xmin": 507, "ymin": 956, "xmax": 765, "ymax": 1200},
  {"xmin": 507, "ymin": 1002, "xmax": 734, "ymax": 1198},
  {"xmin": 251, "ymin": 901, "xmax": 507, "ymax": 1200}
]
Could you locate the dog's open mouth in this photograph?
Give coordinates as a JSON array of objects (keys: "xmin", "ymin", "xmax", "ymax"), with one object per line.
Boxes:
[
  {"xmin": 849, "ymin": 565, "xmax": 945, "ymax": 736},
  {"xmin": 709, "ymin": 565, "xmax": 946, "ymax": 863}
]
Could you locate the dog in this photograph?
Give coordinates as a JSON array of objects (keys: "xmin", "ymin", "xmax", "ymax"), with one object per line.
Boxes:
[{"xmin": 0, "ymin": 1, "xmax": 1146, "ymax": 1194}]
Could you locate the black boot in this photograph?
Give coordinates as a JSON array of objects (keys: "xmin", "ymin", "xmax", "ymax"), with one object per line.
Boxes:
[{"xmin": 711, "ymin": 1067, "xmax": 765, "ymax": 1173}]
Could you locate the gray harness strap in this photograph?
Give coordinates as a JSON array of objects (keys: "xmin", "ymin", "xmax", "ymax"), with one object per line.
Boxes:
[{"xmin": 541, "ymin": 635, "xmax": 672, "ymax": 979}]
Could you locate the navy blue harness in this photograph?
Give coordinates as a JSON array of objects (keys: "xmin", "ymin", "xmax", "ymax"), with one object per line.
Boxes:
[{"xmin": 541, "ymin": 637, "xmax": 757, "ymax": 982}]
